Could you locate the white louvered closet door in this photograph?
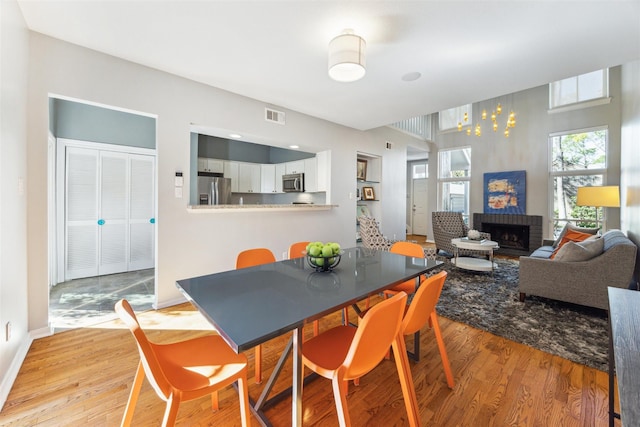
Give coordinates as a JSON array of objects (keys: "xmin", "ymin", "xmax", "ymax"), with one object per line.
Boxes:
[
  {"xmin": 65, "ymin": 145, "xmax": 156, "ymax": 280},
  {"xmin": 98, "ymin": 151, "xmax": 129, "ymax": 275},
  {"xmin": 129, "ymin": 154, "xmax": 155, "ymax": 271},
  {"xmin": 65, "ymin": 147, "xmax": 99, "ymax": 279}
]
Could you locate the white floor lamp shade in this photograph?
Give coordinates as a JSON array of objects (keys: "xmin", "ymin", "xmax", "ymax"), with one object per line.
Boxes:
[{"xmin": 328, "ymin": 29, "xmax": 366, "ymax": 82}]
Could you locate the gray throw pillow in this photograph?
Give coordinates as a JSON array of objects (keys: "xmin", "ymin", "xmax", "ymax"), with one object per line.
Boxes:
[
  {"xmin": 553, "ymin": 237, "xmax": 604, "ymax": 262},
  {"xmin": 553, "ymin": 223, "xmax": 600, "ymax": 248}
]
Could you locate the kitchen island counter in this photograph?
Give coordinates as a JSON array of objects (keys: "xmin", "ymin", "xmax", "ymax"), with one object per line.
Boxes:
[{"xmin": 187, "ymin": 204, "xmax": 337, "ymax": 213}]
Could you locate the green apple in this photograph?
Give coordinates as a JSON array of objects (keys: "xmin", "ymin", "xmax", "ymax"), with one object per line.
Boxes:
[
  {"xmin": 322, "ymin": 245, "xmax": 333, "ymax": 257},
  {"xmin": 330, "ymin": 243, "xmax": 341, "ymax": 254},
  {"xmin": 313, "ymin": 257, "xmax": 325, "ymax": 267},
  {"xmin": 309, "ymin": 246, "xmax": 322, "ymax": 257}
]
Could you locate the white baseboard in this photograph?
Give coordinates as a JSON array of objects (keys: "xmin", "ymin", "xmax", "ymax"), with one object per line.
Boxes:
[
  {"xmin": 153, "ymin": 296, "xmax": 188, "ymax": 310},
  {"xmin": 0, "ymin": 335, "xmax": 33, "ymax": 412}
]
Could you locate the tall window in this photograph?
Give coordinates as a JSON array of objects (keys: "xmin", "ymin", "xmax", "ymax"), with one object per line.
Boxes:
[
  {"xmin": 439, "ymin": 104, "xmax": 472, "ymax": 131},
  {"xmin": 549, "ymin": 69, "xmax": 609, "ymax": 109},
  {"xmin": 438, "ymin": 147, "xmax": 471, "ymax": 222},
  {"xmin": 550, "ymin": 127, "xmax": 608, "ymax": 235}
]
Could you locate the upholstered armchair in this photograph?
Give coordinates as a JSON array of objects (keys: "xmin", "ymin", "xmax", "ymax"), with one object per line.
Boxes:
[
  {"xmin": 432, "ymin": 211, "xmax": 491, "ymax": 257},
  {"xmin": 358, "ymin": 216, "xmax": 396, "ymax": 250}
]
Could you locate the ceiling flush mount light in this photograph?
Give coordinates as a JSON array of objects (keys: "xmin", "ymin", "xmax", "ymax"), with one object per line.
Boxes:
[
  {"xmin": 328, "ymin": 29, "xmax": 366, "ymax": 82},
  {"xmin": 401, "ymin": 72, "xmax": 421, "ymax": 82},
  {"xmin": 229, "ymin": 133, "xmax": 242, "ymax": 139}
]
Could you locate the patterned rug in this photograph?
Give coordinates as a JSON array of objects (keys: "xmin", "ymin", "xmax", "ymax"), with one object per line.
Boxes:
[{"xmin": 435, "ymin": 258, "xmax": 609, "ymax": 371}]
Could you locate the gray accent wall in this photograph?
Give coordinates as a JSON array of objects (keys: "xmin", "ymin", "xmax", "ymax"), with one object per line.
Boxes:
[
  {"xmin": 198, "ymin": 134, "xmax": 314, "ymax": 163},
  {"xmin": 51, "ymin": 98, "xmax": 156, "ymax": 148}
]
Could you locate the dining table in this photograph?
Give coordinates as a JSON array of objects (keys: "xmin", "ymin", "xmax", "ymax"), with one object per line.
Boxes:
[{"xmin": 176, "ymin": 246, "xmax": 443, "ymax": 427}]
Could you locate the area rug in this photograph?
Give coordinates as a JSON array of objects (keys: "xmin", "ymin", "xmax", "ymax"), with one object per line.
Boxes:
[{"xmin": 434, "ymin": 258, "xmax": 609, "ymax": 371}]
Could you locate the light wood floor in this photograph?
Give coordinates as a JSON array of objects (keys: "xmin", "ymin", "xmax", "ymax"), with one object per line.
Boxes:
[{"xmin": 1, "ymin": 296, "xmax": 619, "ymax": 426}]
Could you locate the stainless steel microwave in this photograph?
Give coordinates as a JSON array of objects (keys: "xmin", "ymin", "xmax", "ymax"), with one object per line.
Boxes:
[{"xmin": 282, "ymin": 173, "xmax": 305, "ymax": 192}]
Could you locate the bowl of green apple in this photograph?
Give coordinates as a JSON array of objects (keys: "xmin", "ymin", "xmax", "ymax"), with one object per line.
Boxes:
[{"xmin": 305, "ymin": 241, "xmax": 342, "ymax": 272}]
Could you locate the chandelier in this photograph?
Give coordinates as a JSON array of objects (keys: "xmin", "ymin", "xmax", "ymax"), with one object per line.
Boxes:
[{"xmin": 457, "ymin": 103, "xmax": 517, "ymax": 138}]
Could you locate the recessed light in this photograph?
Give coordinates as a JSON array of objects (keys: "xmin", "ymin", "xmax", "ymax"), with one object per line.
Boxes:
[
  {"xmin": 289, "ymin": 145, "xmax": 299, "ymax": 149},
  {"xmin": 229, "ymin": 133, "xmax": 242, "ymax": 139},
  {"xmin": 401, "ymin": 72, "xmax": 421, "ymax": 82}
]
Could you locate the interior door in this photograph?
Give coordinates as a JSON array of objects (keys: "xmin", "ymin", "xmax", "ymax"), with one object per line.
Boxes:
[
  {"xmin": 98, "ymin": 151, "xmax": 129, "ymax": 275},
  {"xmin": 129, "ymin": 154, "xmax": 155, "ymax": 271},
  {"xmin": 65, "ymin": 147, "xmax": 99, "ymax": 279},
  {"xmin": 412, "ymin": 178, "xmax": 429, "ymax": 236}
]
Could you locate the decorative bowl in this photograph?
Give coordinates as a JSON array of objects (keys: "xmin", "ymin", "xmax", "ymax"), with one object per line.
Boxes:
[{"xmin": 306, "ymin": 253, "xmax": 342, "ymax": 272}]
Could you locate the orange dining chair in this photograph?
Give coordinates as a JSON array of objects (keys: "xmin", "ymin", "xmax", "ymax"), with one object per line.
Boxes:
[
  {"xmin": 114, "ymin": 299, "xmax": 251, "ymax": 427},
  {"xmin": 301, "ymin": 292, "xmax": 418, "ymax": 427},
  {"xmin": 288, "ymin": 241, "xmax": 310, "ymax": 260},
  {"xmin": 288, "ymin": 241, "xmax": 322, "ymax": 337},
  {"xmin": 384, "ymin": 241, "xmax": 427, "ymax": 298},
  {"xmin": 236, "ymin": 247, "xmax": 276, "ymax": 384},
  {"xmin": 400, "ymin": 270, "xmax": 455, "ymax": 388}
]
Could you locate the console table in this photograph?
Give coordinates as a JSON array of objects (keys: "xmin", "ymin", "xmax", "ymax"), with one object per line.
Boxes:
[{"xmin": 608, "ymin": 287, "xmax": 640, "ymax": 427}]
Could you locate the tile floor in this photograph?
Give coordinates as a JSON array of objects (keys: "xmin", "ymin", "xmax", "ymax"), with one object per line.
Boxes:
[{"xmin": 49, "ymin": 269, "xmax": 154, "ymax": 332}]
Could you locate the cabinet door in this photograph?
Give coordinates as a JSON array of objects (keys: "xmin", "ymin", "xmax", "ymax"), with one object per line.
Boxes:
[
  {"xmin": 275, "ymin": 163, "xmax": 286, "ymax": 193},
  {"xmin": 208, "ymin": 159, "xmax": 224, "ymax": 173},
  {"xmin": 261, "ymin": 164, "xmax": 276, "ymax": 193},
  {"xmin": 285, "ymin": 160, "xmax": 305, "ymax": 174},
  {"xmin": 224, "ymin": 161, "xmax": 239, "ymax": 192},
  {"xmin": 197, "ymin": 157, "xmax": 208, "ymax": 172},
  {"xmin": 238, "ymin": 163, "xmax": 260, "ymax": 192},
  {"xmin": 316, "ymin": 151, "xmax": 329, "ymax": 192},
  {"xmin": 304, "ymin": 158, "xmax": 317, "ymax": 192}
]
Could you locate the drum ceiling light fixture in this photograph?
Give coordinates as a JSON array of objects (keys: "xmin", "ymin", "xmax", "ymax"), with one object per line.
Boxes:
[{"xmin": 328, "ymin": 29, "xmax": 366, "ymax": 82}]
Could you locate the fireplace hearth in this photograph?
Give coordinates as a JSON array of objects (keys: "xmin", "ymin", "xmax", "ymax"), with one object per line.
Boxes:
[{"xmin": 473, "ymin": 214, "xmax": 543, "ymax": 256}]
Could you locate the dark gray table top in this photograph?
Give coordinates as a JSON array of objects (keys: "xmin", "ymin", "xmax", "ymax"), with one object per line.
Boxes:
[
  {"xmin": 176, "ymin": 247, "xmax": 442, "ymax": 352},
  {"xmin": 608, "ymin": 287, "xmax": 640, "ymax": 427}
]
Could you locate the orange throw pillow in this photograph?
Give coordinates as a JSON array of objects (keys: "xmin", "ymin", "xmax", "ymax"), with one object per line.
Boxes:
[{"xmin": 550, "ymin": 229, "xmax": 594, "ymax": 259}]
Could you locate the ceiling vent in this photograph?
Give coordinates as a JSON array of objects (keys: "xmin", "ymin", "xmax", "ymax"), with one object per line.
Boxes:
[{"xmin": 265, "ymin": 108, "xmax": 285, "ymax": 125}]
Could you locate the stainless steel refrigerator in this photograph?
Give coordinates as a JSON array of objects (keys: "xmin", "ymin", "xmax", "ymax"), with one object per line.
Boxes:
[{"xmin": 197, "ymin": 173, "xmax": 232, "ymax": 205}]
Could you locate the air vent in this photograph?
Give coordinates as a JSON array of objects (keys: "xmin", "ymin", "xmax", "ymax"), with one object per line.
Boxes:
[{"xmin": 265, "ymin": 108, "xmax": 285, "ymax": 125}]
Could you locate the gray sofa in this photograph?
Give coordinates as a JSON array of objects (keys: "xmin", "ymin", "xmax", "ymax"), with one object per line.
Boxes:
[{"xmin": 518, "ymin": 229, "xmax": 637, "ymax": 310}]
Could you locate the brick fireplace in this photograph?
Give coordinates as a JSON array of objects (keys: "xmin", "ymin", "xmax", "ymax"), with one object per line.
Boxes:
[{"xmin": 472, "ymin": 213, "xmax": 543, "ymax": 256}]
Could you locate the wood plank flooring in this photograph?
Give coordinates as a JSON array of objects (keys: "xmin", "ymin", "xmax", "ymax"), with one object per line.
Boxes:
[{"xmin": 1, "ymin": 298, "xmax": 619, "ymax": 426}]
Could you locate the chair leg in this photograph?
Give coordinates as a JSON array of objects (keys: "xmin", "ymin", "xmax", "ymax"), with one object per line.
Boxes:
[
  {"xmin": 161, "ymin": 394, "xmax": 181, "ymax": 427},
  {"xmin": 211, "ymin": 391, "xmax": 219, "ymax": 411},
  {"xmin": 255, "ymin": 345, "xmax": 262, "ymax": 384},
  {"xmin": 121, "ymin": 361, "xmax": 145, "ymax": 427},
  {"xmin": 391, "ymin": 334, "xmax": 421, "ymax": 427},
  {"xmin": 332, "ymin": 373, "xmax": 351, "ymax": 427},
  {"xmin": 431, "ymin": 312, "xmax": 455, "ymax": 389},
  {"xmin": 237, "ymin": 376, "xmax": 251, "ymax": 427}
]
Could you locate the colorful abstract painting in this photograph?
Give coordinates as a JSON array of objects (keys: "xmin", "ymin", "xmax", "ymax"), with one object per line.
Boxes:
[{"xmin": 483, "ymin": 170, "xmax": 526, "ymax": 214}]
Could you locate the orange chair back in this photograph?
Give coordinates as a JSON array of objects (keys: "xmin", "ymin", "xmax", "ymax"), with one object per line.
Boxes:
[
  {"xmin": 389, "ymin": 241, "xmax": 426, "ymax": 294},
  {"xmin": 288, "ymin": 241, "xmax": 310, "ymax": 259},
  {"xmin": 115, "ymin": 299, "xmax": 171, "ymax": 399},
  {"xmin": 344, "ymin": 291, "xmax": 407, "ymax": 380},
  {"xmin": 402, "ymin": 271, "xmax": 448, "ymax": 335},
  {"xmin": 236, "ymin": 248, "xmax": 276, "ymax": 269}
]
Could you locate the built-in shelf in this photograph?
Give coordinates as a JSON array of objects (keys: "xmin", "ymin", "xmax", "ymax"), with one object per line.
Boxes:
[{"xmin": 356, "ymin": 152, "xmax": 382, "ymax": 245}]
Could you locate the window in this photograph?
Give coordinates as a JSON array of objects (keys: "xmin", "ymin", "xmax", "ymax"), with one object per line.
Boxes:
[
  {"xmin": 439, "ymin": 104, "xmax": 472, "ymax": 131},
  {"xmin": 438, "ymin": 147, "xmax": 471, "ymax": 222},
  {"xmin": 549, "ymin": 127, "xmax": 608, "ymax": 235},
  {"xmin": 412, "ymin": 162, "xmax": 427, "ymax": 179},
  {"xmin": 549, "ymin": 69, "xmax": 609, "ymax": 109}
]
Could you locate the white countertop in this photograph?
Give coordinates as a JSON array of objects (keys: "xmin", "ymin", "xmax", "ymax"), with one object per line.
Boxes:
[{"xmin": 187, "ymin": 204, "xmax": 338, "ymax": 213}]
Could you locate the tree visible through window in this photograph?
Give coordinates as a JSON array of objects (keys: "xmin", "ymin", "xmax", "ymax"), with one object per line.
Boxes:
[{"xmin": 550, "ymin": 128, "xmax": 607, "ymax": 235}]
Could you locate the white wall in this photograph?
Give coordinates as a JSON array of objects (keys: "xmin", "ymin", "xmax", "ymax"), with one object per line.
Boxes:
[
  {"xmin": 0, "ymin": 0, "xmax": 30, "ymax": 406},
  {"xmin": 432, "ymin": 69, "xmax": 623, "ymax": 239},
  {"xmin": 24, "ymin": 33, "xmax": 420, "ymax": 334}
]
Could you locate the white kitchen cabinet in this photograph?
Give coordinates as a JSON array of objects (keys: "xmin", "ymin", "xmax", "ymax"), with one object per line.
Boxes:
[
  {"xmin": 304, "ymin": 157, "xmax": 317, "ymax": 192},
  {"xmin": 198, "ymin": 157, "xmax": 224, "ymax": 173},
  {"xmin": 261, "ymin": 164, "xmax": 277, "ymax": 193},
  {"xmin": 238, "ymin": 162, "xmax": 261, "ymax": 193},
  {"xmin": 275, "ymin": 163, "xmax": 286, "ymax": 193},
  {"xmin": 285, "ymin": 160, "xmax": 305, "ymax": 174},
  {"xmin": 316, "ymin": 150, "xmax": 330, "ymax": 192},
  {"xmin": 223, "ymin": 161, "xmax": 239, "ymax": 192}
]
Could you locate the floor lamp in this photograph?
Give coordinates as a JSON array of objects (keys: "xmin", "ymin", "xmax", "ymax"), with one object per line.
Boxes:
[{"xmin": 576, "ymin": 185, "xmax": 620, "ymax": 230}]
